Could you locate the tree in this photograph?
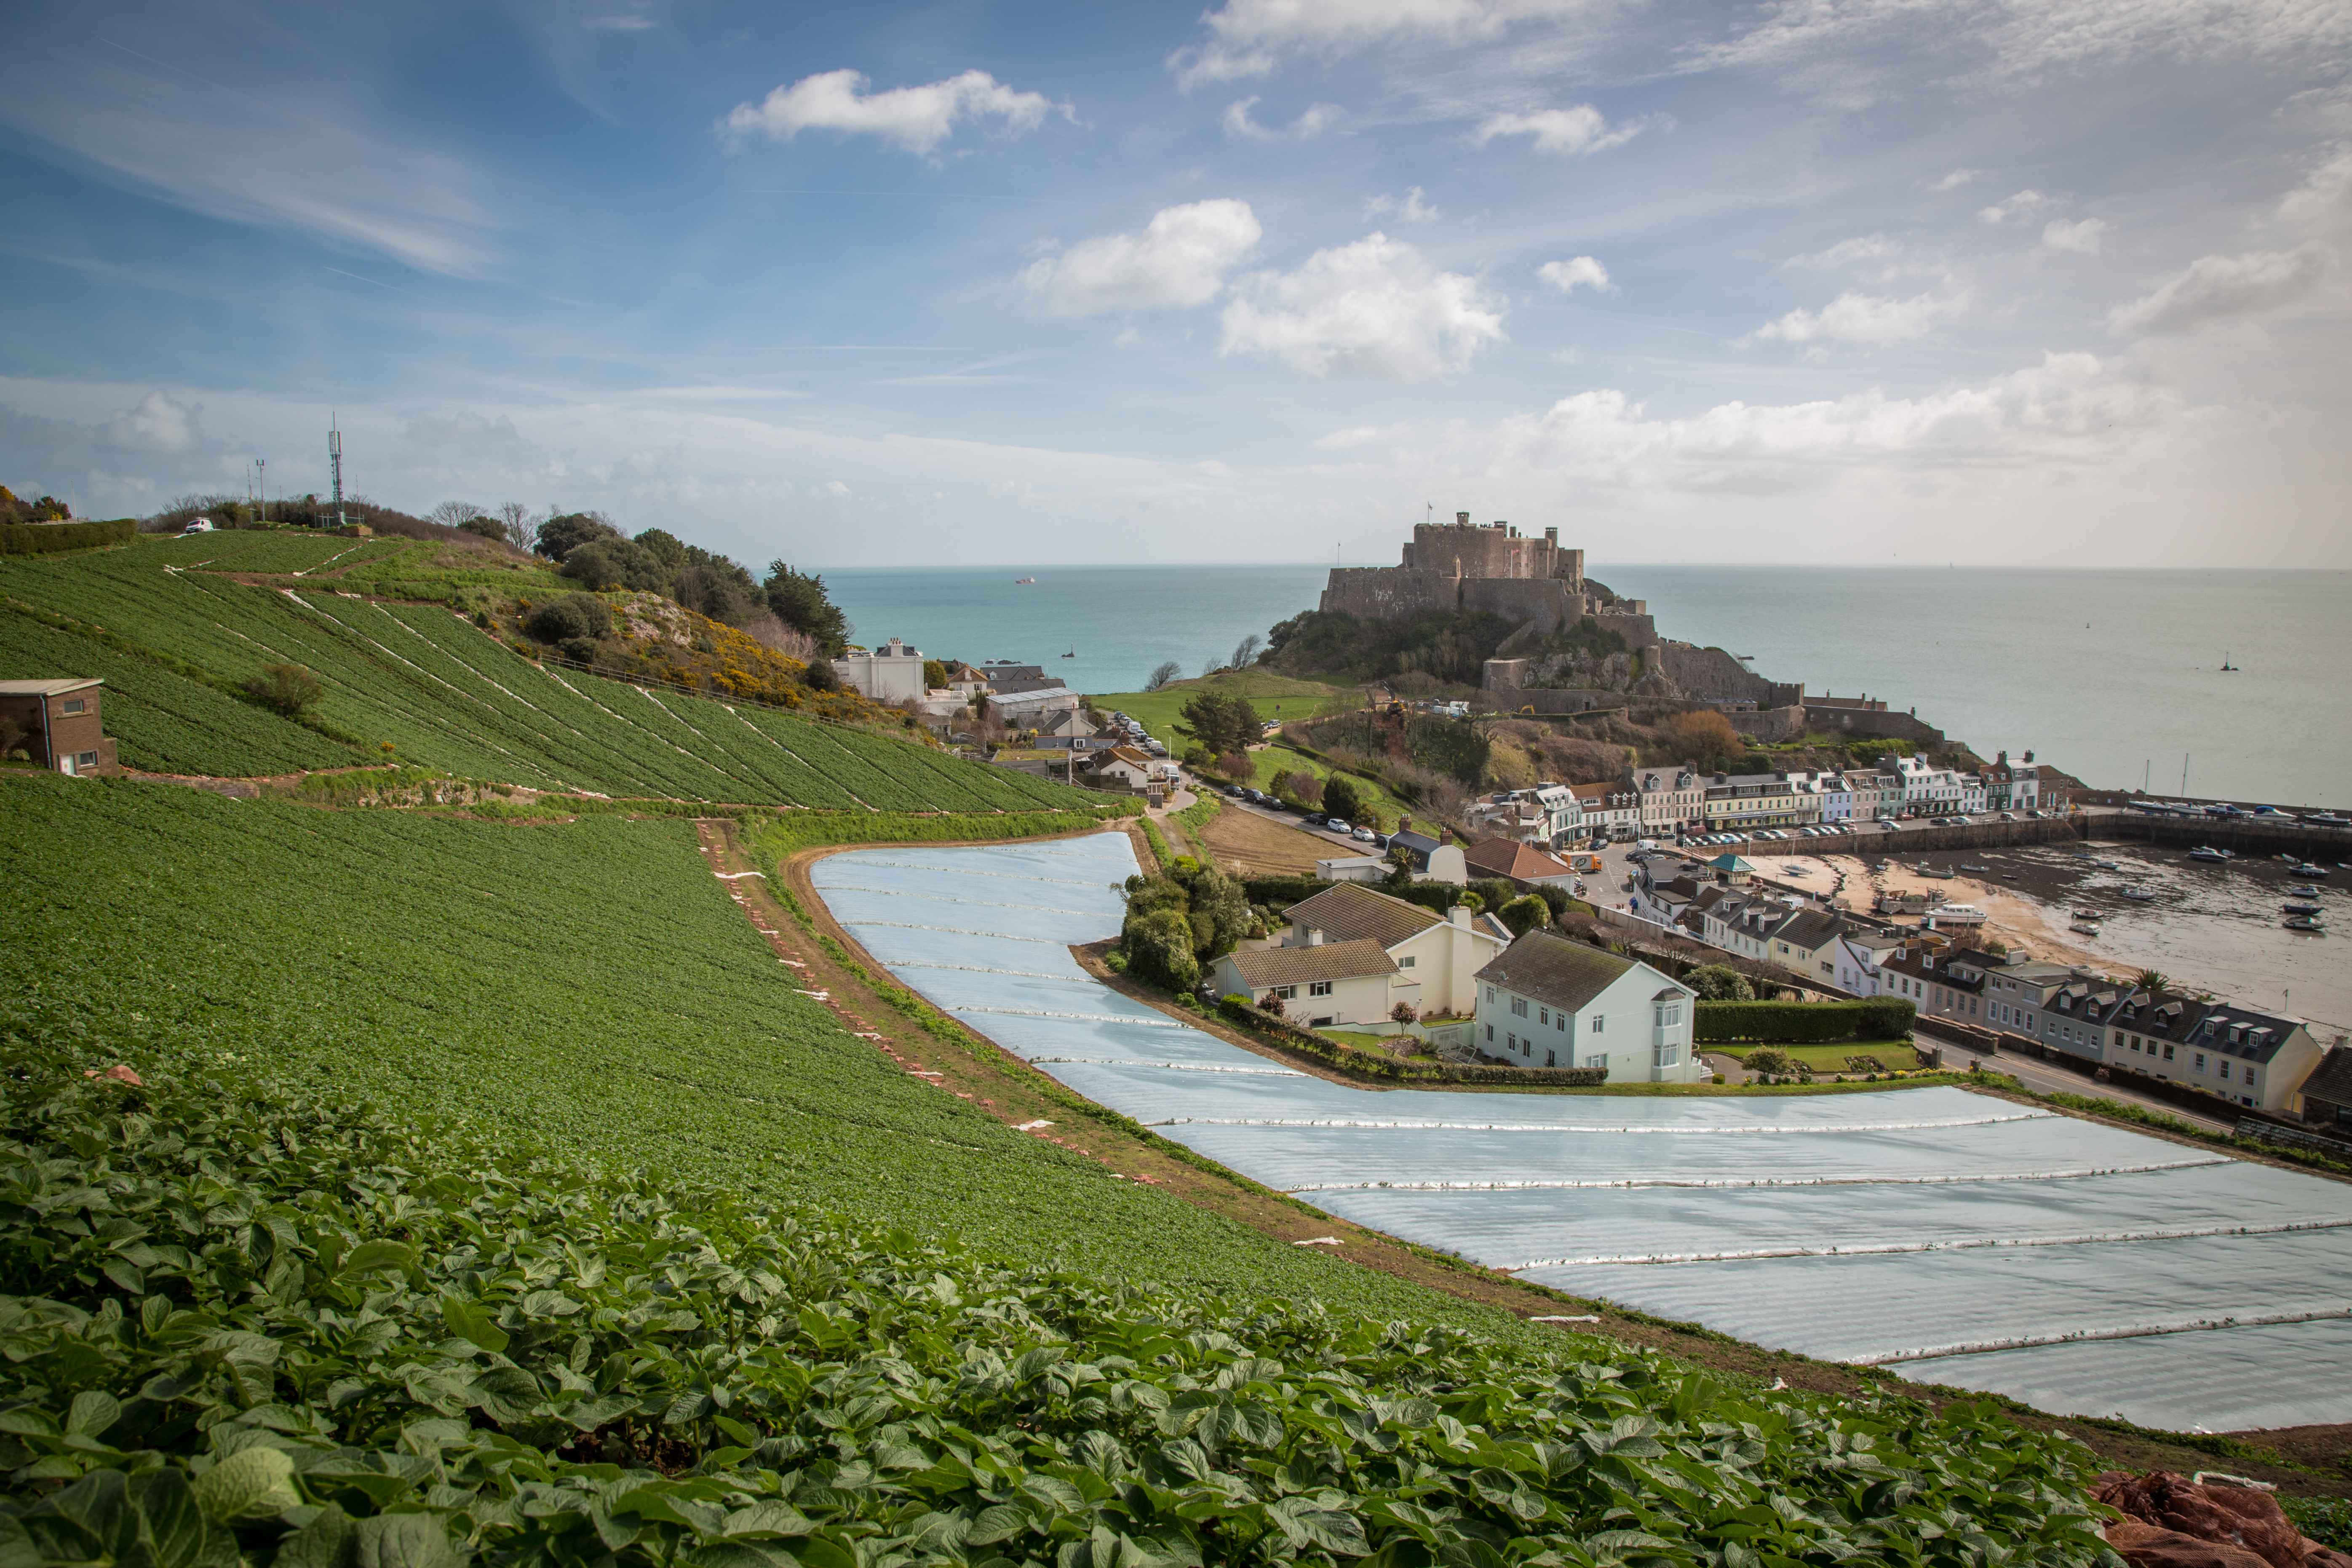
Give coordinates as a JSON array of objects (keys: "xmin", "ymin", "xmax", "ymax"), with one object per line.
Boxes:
[
  {"xmin": 428, "ymin": 500, "xmax": 485, "ymax": 529},
  {"xmin": 764, "ymin": 564, "xmax": 851, "ymax": 656},
  {"xmin": 1180, "ymin": 691, "xmax": 1262, "ymax": 756},
  {"xmin": 1390, "ymin": 1001, "xmax": 1419, "ymax": 1025},
  {"xmin": 457, "ymin": 516, "xmax": 505, "ymax": 544},
  {"xmin": 1144, "ymin": 660, "xmax": 1182, "ymax": 692},
  {"xmin": 1660, "ymin": 709, "xmax": 1740, "ymax": 769},
  {"xmin": 1177, "ymin": 863, "xmax": 1251, "ymax": 963},
  {"xmin": 632, "ymin": 528, "xmax": 687, "ymax": 571},
  {"xmin": 496, "ymin": 503, "xmax": 538, "ymax": 553},
  {"xmin": 527, "ymin": 593, "xmax": 612, "ymax": 645},
  {"xmin": 1498, "ymin": 893, "xmax": 1552, "ymax": 937},
  {"xmin": 1280, "ymin": 770, "xmax": 1323, "ymax": 809},
  {"xmin": 562, "ymin": 538, "xmax": 668, "ymax": 593},
  {"xmin": 1231, "ymin": 631, "xmax": 1264, "ymax": 670},
  {"xmin": 536, "ymin": 512, "xmax": 621, "ymax": 562},
  {"xmin": 1321, "ymin": 775, "xmax": 1371, "ymax": 827},
  {"xmin": 2133, "ymin": 968, "xmax": 2171, "ymax": 995},
  {"xmin": 1684, "ymin": 964, "xmax": 1753, "ymax": 1002},
  {"xmin": 1215, "ymin": 751, "xmax": 1254, "ymax": 782},
  {"xmin": 1743, "ymin": 1047, "xmax": 1799, "ymax": 1078},
  {"xmin": 1384, "ymin": 844, "xmax": 1417, "ymax": 888},
  {"xmin": 1123, "ymin": 907, "xmax": 1200, "ymax": 991},
  {"xmin": 244, "ymin": 663, "xmax": 322, "ymax": 716}
]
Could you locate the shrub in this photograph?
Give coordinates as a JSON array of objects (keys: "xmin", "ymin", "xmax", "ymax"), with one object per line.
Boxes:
[
  {"xmin": 1497, "ymin": 892, "xmax": 1552, "ymax": 936},
  {"xmin": 1743, "ymin": 1047, "xmax": 1799, "ymax": 1076},
  {"xmin": 457, "ymin": 515, "xmax": 505, "ymax": 543},
  {"xmin": 527, "ymin": 591, "xmax": 612, "ymax": 645},
  {"xmin": 1322, "ymin": 774, "xmax": 1371, "ymax": 826},
  {"xmin": 559, "ymin": 636, "xmax": 601, "ymax": 664},
  {"xmin": 1683, "ymin": 963, "xmax": 1751, "ymax": 1001},
  {"xmin": 1697, "ymin": 999, "xmax": 1915, "ymax": 1043},
  {"xmin": 0, "ymin": 516, "xmax": 135, "ymax": 555},
  {"xmin": 1390, "ymin": 1000, "xmax": 1419, "ymax": 1025},
  {"xmin": 242, "ymin": 662, "xmax": 321, "ymax": 716},
  {"xmin": 1122, "ymin": 907, "xmax": 1199, "ymax": 991},
  {"xmin": 1217, "ymin": 992, "xmax": 1255, "ymax": 1024},
  {"xmin": 1256, "ymin": 991, "xmax": 1286, "ymax": 1020}
]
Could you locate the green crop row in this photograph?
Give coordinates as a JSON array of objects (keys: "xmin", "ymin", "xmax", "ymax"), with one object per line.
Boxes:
[{"xmin": 0, "ymin": 609, "xmax": 357, "ymax": 776}]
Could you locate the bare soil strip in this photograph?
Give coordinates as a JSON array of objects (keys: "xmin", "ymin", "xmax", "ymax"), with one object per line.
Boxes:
[{"xmin": 708, "ymin": 817, "xmax": 2351, "ymax": 1493}]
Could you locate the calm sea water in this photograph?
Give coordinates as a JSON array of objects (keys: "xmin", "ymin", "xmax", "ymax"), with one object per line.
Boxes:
[{"xmin": 822, "ymin": 564, "xmax": 2350, "ymax": 809}]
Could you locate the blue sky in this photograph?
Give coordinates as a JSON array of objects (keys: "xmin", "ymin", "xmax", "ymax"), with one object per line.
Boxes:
[{"xmin": 3, "ymin": 0, "xmax": 2347, "ymax": 567}]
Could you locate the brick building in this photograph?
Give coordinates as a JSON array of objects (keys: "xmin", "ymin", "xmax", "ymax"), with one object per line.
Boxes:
[{"xmin": 0, "ymin": 678, "xmax": 118, "ymax": 776}]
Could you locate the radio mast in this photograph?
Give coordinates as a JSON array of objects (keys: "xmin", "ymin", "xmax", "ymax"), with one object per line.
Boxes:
[{"xmin": 329, "ymin": 414, "xmax": 346, "ymax": 529}]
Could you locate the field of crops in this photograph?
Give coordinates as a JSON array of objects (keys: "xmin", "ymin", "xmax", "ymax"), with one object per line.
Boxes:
[
  {"xmin": 0, "ymin": 772, "xmax": 2119, "ymax": 1566},
  {"xmin": 0, "ymin": 541, "xmax": 1098, "ymax": 808},
  {"xmin": 0, "ymin": 609, "xmax": 360, "ymax": 775}
]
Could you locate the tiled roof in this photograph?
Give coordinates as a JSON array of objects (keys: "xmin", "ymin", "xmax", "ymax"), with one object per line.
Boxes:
[
  {"xmin": 1474, "ymin": 929, "xmax": 1650, "ymax": 1013},
  {"xmin": 1226, "ymin": 939, "xmax": 1397, "ymax": 987},
  {"xmin": 1282, "ymin": 882, "xmax": 1444, "ymax": 949},
  {"xmin": 1462, "ymin": 840, "xmax": 1577, "ymax": 880},
  {"xmin": 1774, "ymin": 909, "xmax": 1847, "ymax": 950},
  {"xmin": 2301, "ymin": 1045, "xmax": 2352, "ymax": 1106}
]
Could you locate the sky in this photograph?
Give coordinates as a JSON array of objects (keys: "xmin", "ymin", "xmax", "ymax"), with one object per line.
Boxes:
[{"xmin": 2, "ymin": 0, "xmax": 2348, "ymax": 568}]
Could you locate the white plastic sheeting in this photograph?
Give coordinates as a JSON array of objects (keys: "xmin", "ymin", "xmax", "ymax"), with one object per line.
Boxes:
[{"xmin": 811, "ymin": 836, "xmax": 2352, "ymax": 1431}]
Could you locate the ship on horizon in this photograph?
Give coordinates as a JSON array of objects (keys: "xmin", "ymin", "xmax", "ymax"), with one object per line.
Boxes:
[{"xmin": 1015, "ymin": 576, "xmax": 1036, "ymax": 584}]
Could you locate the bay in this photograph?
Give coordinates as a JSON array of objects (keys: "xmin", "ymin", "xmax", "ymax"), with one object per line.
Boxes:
[{"xmin": 821, "ymin": 563, "xmax": 2349, "ymax": 809}]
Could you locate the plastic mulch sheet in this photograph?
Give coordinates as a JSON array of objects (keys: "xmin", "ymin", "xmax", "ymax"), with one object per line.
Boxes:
[{"xmin": 810, "ymin": 836, "xmax": 2352, "ymax": 1431}]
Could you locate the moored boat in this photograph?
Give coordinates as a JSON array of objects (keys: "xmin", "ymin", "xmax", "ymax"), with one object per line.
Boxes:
[
  {"xmin": 2289, "ymin": 862, "xmax": 2328, "ymax": 878},
  {"xmin": 2283, "ymin": 900, "xmax": 2324, "ymax": 916},
  {"xmin": 2187, "ymin": 846, "xmax": 2231, "ymax": 863},
  {"xmin": 2071, "ymin": 919, "xmax": 2103, "ymax": 936},
  {"xmin": 2119, "ymin": 885, "xmax": 2157, "ymax": 900},
  {"xmin": 2285, "ymin": 914, "xmax": 2325, "ymax": 932}
]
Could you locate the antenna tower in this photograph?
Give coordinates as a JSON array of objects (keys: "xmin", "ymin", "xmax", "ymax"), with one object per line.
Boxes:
[{"xmin": 328, "ymin": 416, "xmax": 346, "ymax": 529}]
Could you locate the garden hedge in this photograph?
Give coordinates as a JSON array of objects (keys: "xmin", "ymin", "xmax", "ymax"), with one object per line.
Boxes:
[
  {"xmin": 1245, "ymin": 875, "xmax": 1459, "ymax": 916},
  {"xmin": 1697, "ymin": 996, "xmax": 1915, "ymax": 1044},
  {"xmin": 0, "ymin": 517, "xmax": 135, "ymax": 556}
]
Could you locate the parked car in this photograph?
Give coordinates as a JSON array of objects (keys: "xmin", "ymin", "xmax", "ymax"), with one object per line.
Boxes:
[
  {"xmin": 1326, "ymin": 819, "xmax": 1352, "ymax": 835},
  {"xmin": 1304, "ymin": 812, "xmax": 1330, "ymax": 826},
  {"xmin": 1352, "ymin": 827, "xmax": 1376, "ymax": 843}
]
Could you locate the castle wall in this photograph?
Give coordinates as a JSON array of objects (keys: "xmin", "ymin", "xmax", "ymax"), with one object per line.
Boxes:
[
  {"xmin": 1320, "ymin": 567, "xmax": 1458, "ymax": 621},
  {"xmin": 1588, "ymin": 612, "xmax": 1657, "ymax": 649},
  {"xmin": 1459, "ymin": 577, "xmax": 1579, "ymax": 633},
  {"xmin": 1493, "ymin": 687, "xmax": 1618, "ymax": 714},
  {"xmin": 1803, "ymin": 705, "xmax": 1944, "ymax": 745},
  {"xmin": 1654, "ymin": 642, "xmax": 1795, "ymax": 706},
  {"xmin": 1727, "ymin": 706, "xmax": 1809, "ymax": 743}
]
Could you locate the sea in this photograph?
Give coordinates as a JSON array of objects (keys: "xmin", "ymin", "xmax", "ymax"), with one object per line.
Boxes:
[{"xmin": 821, "ymin": 564, "xmax": 2351, "ymax": 809}]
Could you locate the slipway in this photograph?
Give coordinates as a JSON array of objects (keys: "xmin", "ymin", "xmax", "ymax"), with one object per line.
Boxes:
[{"xmin": 809, "ymin": 834, "xmax": 2352, "ymax": 1431}]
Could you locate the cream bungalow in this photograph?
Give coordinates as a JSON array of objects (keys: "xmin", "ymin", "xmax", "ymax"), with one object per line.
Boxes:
[
  {"xmin": 1211, "ymin": 938, "xmax": 1409, "ymax": 1029},
  {"xmin": 1473, "ymin": 930, "xmax": 1704, "ymax": 1082},
  {"xmin": 1272, "ymin": 882, "xmax": 1509, "ymax": 1018}
]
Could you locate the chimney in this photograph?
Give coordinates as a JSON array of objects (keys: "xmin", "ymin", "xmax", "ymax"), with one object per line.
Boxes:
[
  {"xmin": 1306, "ymin": 927, "xmax": 1324, "ymax": 947},
  {"xmin": 1450, "ymin": 906, "xmax": 1470, "ymax": 930},
  {"xmin": 1456, "ymin": 511, "xmax": 1470, "ymax": 527}
]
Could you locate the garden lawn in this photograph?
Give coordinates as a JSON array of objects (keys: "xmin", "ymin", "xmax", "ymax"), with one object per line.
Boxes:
[
  {"xmin": 1245, "ymin": 743, "xmax": 1412, "ymax": 829},
  {"xmin": 1713, "ymin": 1042, "xmax": 1923, "ymax": 1071},
  {"xmin": 1093, "ymin": 669, "xmax": 1362, "ymax": 754}
]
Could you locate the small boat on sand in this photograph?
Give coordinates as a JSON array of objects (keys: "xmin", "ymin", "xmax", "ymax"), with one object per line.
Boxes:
[
  {"xmin": 2119, "ymin": 886, "xmax": 2157, "ymax": 901},
  {"xmin": 2285, "ymin": 914, "xmax": 2325, "ymax": 932},
  {"xmin": 2188, "ymin": 846, "xmax": 2232, "ymax": 863},
  {"xmin": 2283, "ymin": 900, "xmax": 2324, "ymax": 917},
  {"xmin": 2071, "ymin": 920, "xmax": 2103, "ymax": 936}
]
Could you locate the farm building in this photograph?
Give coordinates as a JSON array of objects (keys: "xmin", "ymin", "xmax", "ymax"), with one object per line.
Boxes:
[{"xmin": 0, "ymin": 678, "xmax": 118, "ymax": 776}]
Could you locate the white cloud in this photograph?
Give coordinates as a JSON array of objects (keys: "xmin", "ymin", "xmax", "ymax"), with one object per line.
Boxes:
[
  {"xmin": 581, "ymin": 15, "xmax": 655, "ymax": 30},
  {"xmin": 1978, "ymin": 189, "xmax": 2061, "ymax": 224},
  {"xmin": 1022, "ymin": 200, "xmax": 1263, "ymax": 316},
  {"xmin": 1171, "ymin": 0, "xmax": 1597, "ymax": 88},
  {"xmin": 1537, "ymin": 256, "xmax": 1612, "ymax": 293},
  {"xmin": 99, "ymin": 390, "xmax": 201, "ymax": 454},
  {"xmin": 1219, "ymin": 233, "xmax": 1505, "ymax": 378},
  {"xmin": 1788, "ymin": 234, "xmax": 1901, "ymax": 269},
  {"xmin": 1474, "ymin": 105, "xmax": 1641, "ymax": 158},
  {"xmin": 2106, "ymin": 245, "xmax": 2334, "ymax": 335},
  {"xmin": 720, "ymin": 69, "xmax": 1062, "ymax": 155},
  {"xmin": 2042, "ymin": 216, "xmax": 2109, "ymax": 254},
  {"xmin": 1222, "ymin": 97, "xmax": 1339, "ymax": 140},
  {"xmin": 1364, "ymin": 187, "xmax": 1439, "ymax": 222},
  {"xmin": 1751, "ymin": 290, "xmax": 1955, "ymax": 344},
  {"xmin": 2277, "ymin": 148, "xmax": 2352, "ymax": 235},
  {"xmin": 1926, "ymin": 168, "xmax": 1980, "ymax": 192}
]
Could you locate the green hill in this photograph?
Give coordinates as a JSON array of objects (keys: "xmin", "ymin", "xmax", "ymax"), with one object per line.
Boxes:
[{"xmin": 0, "ymin": 537, "xmax": 1086, "ymax": 811}]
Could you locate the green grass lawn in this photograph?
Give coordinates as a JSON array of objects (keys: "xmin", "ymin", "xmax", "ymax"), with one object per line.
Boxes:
[
  {"xmin": 1711, "ymin": 1041, "xmax": 1921, "ymax": 1071},
  {"xmin": 1317, "ymin": 1027, "xmax": 1395, "ymax": 1050},
  {"xmin": 1093, "ymin": 668, "xmax": 1363, "ymax": 753}
]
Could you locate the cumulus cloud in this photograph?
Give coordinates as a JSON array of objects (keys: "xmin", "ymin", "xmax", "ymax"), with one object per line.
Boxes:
[
  {"xmin": 1926, "ymin": 168, "xmax": 1980, "ymax": 192},
  {"xmin": 2042, "ymin": 216, "xmax": 2109, "ymax": 254},
  {"xmin": 720, "ymin": 69, "xmax": 1061, "ymax": 155},
  {"xmin": 1219, "ymin": 233, "xmax": 1505, "ymax": 378},
  {"xmin": 1222, "ymin": 97, "xmax": 1339, "ymax": 140},
  {"xmin": 1023, "ymin": 200, "xmax": 1263, "ymax": 316},
  {"xmin": 99, "ymin": 391, "xmax": 201, "ymax": 454},
  {"xmin": 1751, "ymin": 290, "xmax": 1955, "ymax": 344},
  {"xmin": 1978, "ymin": 189, "xmax": 2061, "ymax": 224},
  {"xmin": 1171, "ymin": 0, "xmax": 1597, "ymax": 88},
  {"xmin": 1537, "ymin": 256, "xmax": 1612, "ymax": 293},
  {"xmin": 2106, "ymin": 245, "xmax": 2333, "ymax": 335},
  {"xmin": 2277, "ymin": 148, "xmax": 2352, "ymax": 234},
  {"xmin": 1474, "ymin": 105, "xmax": 1641, "ymax": 157},
  {"xmin": 1364, "ymin": 187, "xmax": 1439, "ymax": 222}
]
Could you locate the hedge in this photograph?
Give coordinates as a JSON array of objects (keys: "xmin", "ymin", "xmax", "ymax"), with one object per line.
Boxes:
[
  {"xmin": 0, "ymin": 517, "xmax": 136, "ymax": 556},
  {"xmin": 1211, "ymin": 992, "xmax": 1608, "ymax": 1086},
  {"xmin": 1245, "ymin": 874, "xmax": 1459, "ymax": 916},
  {"xmin": 1697, "ymin": 997, "xmax": 1915, "ymax": 1043}
]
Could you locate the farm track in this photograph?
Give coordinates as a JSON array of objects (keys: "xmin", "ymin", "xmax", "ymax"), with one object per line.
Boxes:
[{"xmin": 705, "ymin": 817, "xmax": 2352, "ymax": 1491}]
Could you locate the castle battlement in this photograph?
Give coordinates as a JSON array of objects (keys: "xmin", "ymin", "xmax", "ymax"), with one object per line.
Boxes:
[{"xmin": 1395, "ymin": 511, "xmax": 1585, "ymax": 588}]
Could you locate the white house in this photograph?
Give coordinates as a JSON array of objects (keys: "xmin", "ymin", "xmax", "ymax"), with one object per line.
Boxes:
[
  {"xmin": 1985, "ymin": 750, "xmax": 2041, "ymax": 814},
  {"xmin": 1832, "ymin": 927, "xmax": 1903, "ymax": 996},
  {"xmin": 1275, "ymin": 882, "xmax": 1508, "ymax": 1018},
  {"xmin": 1211, "ymin": 937, "xmax": 1409, "ymax": 1029},
  {"xmin": 832, "ymin": 638, "xmax": 927, "ymax": 704},
  {"xmin": 1473, "ymin": 929, "xmax": 1704, "ymax": 1082},
  {"xmin": 1386, "ymin": 831, "xmax": 1469, "ymax": 886},
  {"xmin": 1882, "ymin": 754, "xmax": 1964, "ymax": 817},
  {"xmin": 1572, "ymin": 781, "xmax": 1642, "ymax": 842},
  {"xmin": 1635, "ymin": 764, "xmax": 1705, "ymax": 836}
]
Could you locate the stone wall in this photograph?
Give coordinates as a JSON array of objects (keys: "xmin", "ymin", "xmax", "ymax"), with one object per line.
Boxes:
[
  {"xmin": 1655, "ymin": 642, "xmax": 1785, "ymax": 705},
  {"xmin": 1588, "ymin": 611, "xmax": 1657, "ymax": 649},
  {"xmin": 1318, "ymin": 567, "xmax": 1458, "ymax": 621},
  {"xmin": 1491, "ymin": 687, "xmax": 1618, "ymax": 714},
  {"xmin": 1459, "ymin": 577, "xmax": 1582, "ymax": 634},
  {"xmin": 1804, "ymin": 704, "xmax": 1943, "ymax": 745},
  {"xmin": 1727, "ymin": 705, "xmax": 1810, "ymax": 743}
]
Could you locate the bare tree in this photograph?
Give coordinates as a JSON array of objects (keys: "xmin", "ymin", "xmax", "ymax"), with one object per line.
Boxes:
[
  {"xmin": 1143, "ymin": 660, "xmax": 1181, "ymax": 692},
  {"xmin": 1199, "ymin": 656, "xmax": 1227, "ymax": 679},
  {"xmin": 428, "ymin": 500, "xmax": 485, "ymax": 529},
  {"xmin": 496, "ymin": 502, "xmax": 538, "ymax": 553},
  {"xmin": 1230, "ymin": 631, "xmax": 1264, "ymax": 669}
]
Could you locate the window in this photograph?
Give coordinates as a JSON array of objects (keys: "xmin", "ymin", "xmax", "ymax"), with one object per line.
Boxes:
[
  {"xmin": 60, "ymin": 698, "xmax": 86, "ymax": 715},
  {"xmin": 1545, "ymin": 1049, "xmax": 1556, "ymax": 1067},
  {"xmin": 1653, "ymin": 1043, "xmax": 1681, "ymax": 1068},
  {"xmin": 1398, "ymin": 955, "xmax": 1416, "ymax": 969},
  {"xmin": 1661, "ymin": 1004, "xmax": 1681, "ymax": 1027},
  {"xmin": 1486, "ymin": 1024, "xmax": 1494, "ymax": 1042},
  {"xmin": 1592, "ymin": 1015, "xmax": 1606, "ymax": 1034},
  {"xmin": 1510, "ymin": 996, "xmax": 1528, "ymax": 1018},
  {"xmin": 1486, "ymin": 986, "xmax": 1497, "ymax": 1003},
  {"xmin": 1308, "ymin": 980, "xmax": 1333, "ymax": 997},
  {"xmin": 2163, "ymin": 1044, "xmax": 2174, "ymax": 1061},
  {"xmin": 75, "ymin": 751, "xmax": 97, "ymax": 767},
  {"xmin": 1539, "ymin": 1007, "xmax": 1549, "ymax": 1026},
  {"xmin": 2217, "ymin": 1063, "xmax": 2232, "ymax": 1082},
  {"xmin": 1555, "ymin": 1013, "xmax": 1566, "ymax": 1032},
  {"xmin": 1275, "ymin": 986, "xmax": 1296, "ymax": 1000},
  {"xmin": 1585, "ymin": 1052, "xmax": 1608, "ymax": 1071},
  {"xmin": 2194, "ymin": 1052, "xmax": 2206, "ymax": 1071}
]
